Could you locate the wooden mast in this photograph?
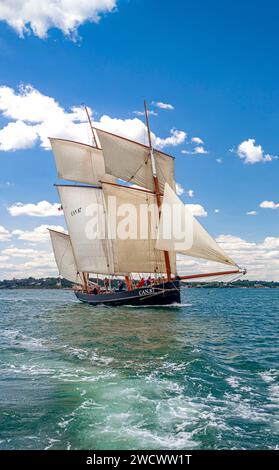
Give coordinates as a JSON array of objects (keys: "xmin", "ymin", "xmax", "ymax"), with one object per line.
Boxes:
[
  {"xmin": 84, "ymin": 105, "xmax": 100, "ymax": 149},
  {"xmin": 144, "ymin": 100, "xmax": 171, "ymax": 281},
  {"xmin": 82, "ymin": 105, "xmax": 98, "ymax": 291}
]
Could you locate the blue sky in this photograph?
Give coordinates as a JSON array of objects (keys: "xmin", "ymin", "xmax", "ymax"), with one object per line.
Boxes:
[{"xmin": 0, "ymin": 0, "xmax": 278, "ymax": 280}]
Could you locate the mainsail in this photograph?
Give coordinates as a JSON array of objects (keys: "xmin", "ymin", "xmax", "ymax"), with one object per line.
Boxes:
[
  {"xmin": 96, "ymin": 128, "xmax": 175, "ymax": 193},
  {"xmin": 102, "ymin": 182, "xmax": 176, "ymax": 274},
  {"xmin": 49, "ymin": 138, "xmax": 114, "ymax": 185},
  {"xmin": 156, "ymin": 183, "xmax": 237, "ymax": 267},
  {"xmin": 56, "ymin": 184, "xmax": 114, "ymax": 275},
  {"xmin": 48, "ymin": 229, "xmax": 83, "ymax": 285}
]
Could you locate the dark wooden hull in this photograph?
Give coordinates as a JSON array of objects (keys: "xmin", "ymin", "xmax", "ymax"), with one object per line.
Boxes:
[{"xmin": 75, "ymin": 281, "xmax": 181, "ymax": 306}]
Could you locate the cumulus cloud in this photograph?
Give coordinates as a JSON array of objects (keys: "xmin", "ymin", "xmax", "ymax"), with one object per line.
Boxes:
[
  {"xmin": 187, "ymin": 189, "xmax": 194, "ymax": 198},
  {"xmin": 152, "ymin": 101, "xmax": 174, "ymax": 110},
  {"xmin": 181, "ymin": 146, "xmax": 208, "ymax": 155},
  {"xmin": 12, "ymin": 224, "xmax": 65, "ymax": 242},
  {"xmin": 155, "ymin": 129, "xmax": 186, "ymax": 149},
  {"xmin": 0, "ymin": 246, "xmax": 56, "ymax": 279},
  {"xmin": 0, "ymin": 225, "xmax": 11, "ymax": 241},
  {"xmin": 260, "ymin": 200, "xmax": 279, "ymax": 210},
  {"xmin": 2, "ymin": 247, "xmax": 47, "ymax": 258},
  {"xmin": 175, "ymin": 183, "xmax": 184, "ymax": 196},
  {"xmin": 191, "ymin": 137, "xmax": 204, "ymax": 144},
  {"xmin": 0, "ymin": 0, "xmax": 117, "ymax": 39},
  {"xmin": 236, "ymin": 139, "xmax": 278, "ymax": 164},
  {"xmin": 8, "ymin": 200, "xmax": 62, "ymax": 217},
  {"xmin": 186, "ymin": 204, "xmax": 207, "ymax": 217},
  {"xmin": 177, "ymin": 234, "xmax": 279, "ymax": 281},
  {"xmin": 214, "ymin": 209, "xmax": 220, "ymax": 213},
  {"xmin": 0, "ymin": 85, "xmax": 186, "ymax": 151}
]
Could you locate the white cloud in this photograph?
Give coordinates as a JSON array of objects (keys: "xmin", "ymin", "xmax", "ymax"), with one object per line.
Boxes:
[
  {"xmin": 247, "ymin": 210, "xmax": 257, "ymax": 216},
  {"xmin": 133, "ymin": 110, "xmax": 158, "ymax": 117},
  {"xmin": 8, "ymin": 200, "xmax": 62, "ymax": 217},
  {"xmin": 12, "ymin": 224, "xmax": 65, "ymax": 242},
  {"xmin": 186, "ymin": 204, "xmax": 207, "ymax": 217},
  {"xmin": 0, "ymin": 0, "xmax": 117, "ymax": 39},
  {"xmin": 216, "ymin": 158, "xmax": 223, "ymax": 164},
  {"xmin": 0, "ymin": 120, "xmax": 38, "ymax": 151},
  {"xmin": 175, "ymin": 183, "xmax": 184, "ymax": 196},
  {"xmin": 191, "ymin": 137, "xmax": 204, "ymax": 144},
  {"xmin": 2, "ymin": 247, "xmax": 47, "ymax": 258},
  {"xmin": 0, "ymin": 225, "xmax": 11, "ymax": 241},
  {"xmin": 236, "ymin": 138, "xmax": 278, "ymax": 164},
  {"xmin": 181, "ymin": 146, "xmax": 208, "ymax": 155},
  {"xmin": 152, "ymin": 101, "xmax": 174, "ymax": 110},
  {"xmin": 214, "ymin": 209, "xmax": 220, "ymax": 213},
  {"xmin": 260, "ymin": 200, "xmax": 279, "ymax": 210},
  {"xmin": 0, "ymin": 85, "xmax": 186, "ymax": 151},
  {"xmin": 155, "ymin": 129, "xmax": 186, "ymax": 149},
  {"xmin": 177, "ymin": 234, "xmax": 279, "ymax": 281},
  {"xmin": 187, "ymin": 189, "xmax": 194, "ymax": 198},
  {"xmin": 194, "ymin": 146, "xmax": 208, "ymax": 154}
]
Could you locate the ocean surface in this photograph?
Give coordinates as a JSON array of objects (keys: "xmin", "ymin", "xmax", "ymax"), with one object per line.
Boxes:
[{"xmin": 0, "ymin": 288, "xmax": 278, "ymax": 450}]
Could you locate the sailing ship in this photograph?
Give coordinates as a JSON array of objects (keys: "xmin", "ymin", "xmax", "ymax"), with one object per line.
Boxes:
[{"xmin": 49, "ymin": 102, "xmax": 245, "ymax": 306}]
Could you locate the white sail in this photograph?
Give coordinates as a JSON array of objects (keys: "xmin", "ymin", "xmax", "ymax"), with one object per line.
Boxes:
[
  {"xmin": 49, "ymin": 229, "xmax": 83, "ymax": 285},
  {"xmin": 50, "ymin": 138, "xmax": 114, "ymax": 185},
  {"xmin": 102, "ymin": 183, "xmax": 176, "ymax": 274},
  {"xmin": 156, "ymin": 183, "xmax": 237, "ymax": 267},
  {"xmin": 56, "ymin": 185, "xmax": 114, "ymax": 274},
  {"xmin": 96, "ymin": 129, "xmax": 175, "ymax": 193}
]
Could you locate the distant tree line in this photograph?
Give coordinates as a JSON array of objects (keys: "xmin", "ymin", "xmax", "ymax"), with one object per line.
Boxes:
[{"xmin": 0, "ymin": 277, "xmax": 278, "ymax": 289}]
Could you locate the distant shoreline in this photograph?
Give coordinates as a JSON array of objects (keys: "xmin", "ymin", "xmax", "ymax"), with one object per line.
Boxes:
[{"xmin": 0, "ymin": 277, "xmax": 278, "ymax": 289}]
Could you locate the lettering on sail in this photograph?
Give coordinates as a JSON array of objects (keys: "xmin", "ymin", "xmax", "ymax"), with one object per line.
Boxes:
[{"xmin": 71, "ymin": 207, "xmax": 82, "ymax": 216}]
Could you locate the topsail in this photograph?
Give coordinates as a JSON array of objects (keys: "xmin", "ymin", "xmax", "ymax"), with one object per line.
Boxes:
[
  {"xmin": 96, "ymin": 128, "xmax": 175, "ymax": 193},
  {"xmin": 50, "ymin": 138, "xmax": 115, "ymax": 185}
]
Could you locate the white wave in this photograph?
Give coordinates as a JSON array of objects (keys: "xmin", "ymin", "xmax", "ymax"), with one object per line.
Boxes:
[
  {"xmin": 67, "ymin": 347, "xmax": 89, "ymax": 360},
  {"xmin": 0, "ymin": 328, "xmax": 47, "ymax": 350},
  {"xmin": 259, "ymin": 369, "xmax": 278, "ymax": 384},
  {"xmin": 226, "ymin": 376, "xmax": 240, "ymax": 389},
  {"xmin": 90, "ymin": 351, "xmax": 114, "ymax": 366}
]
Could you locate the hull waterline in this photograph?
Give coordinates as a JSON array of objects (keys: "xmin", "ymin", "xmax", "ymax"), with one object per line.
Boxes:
[{"xmin": 75, "ymin": 281, "xmax": 181, "ymax": 306}]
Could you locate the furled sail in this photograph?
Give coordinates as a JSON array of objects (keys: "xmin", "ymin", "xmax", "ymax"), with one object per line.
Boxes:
[
  {"xmin": 96, "ymin": 128, "xmax": 175, "ymax": 193},
  {"xmin": 56, "ymin": 185, "xmax": 114, "ymax": 275},
  {"xmin": 48, "ymin": 229, "xmax": 83, "ymax": 285},
  {"xmin": 49, "ymin": 138, "xmax": 114, "ymax": 185},
  {"xmin": 102, "ymin": 183, "xmax": 176, "ymax": 274},
  {"xmin": 156, "ymin": 183, "xmax": 237, "ymax": 267}
]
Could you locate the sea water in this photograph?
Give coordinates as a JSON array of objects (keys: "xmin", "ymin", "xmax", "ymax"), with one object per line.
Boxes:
[{"xmin": 0, "ymin": 288, "xmax": 278, "ymax": 450}]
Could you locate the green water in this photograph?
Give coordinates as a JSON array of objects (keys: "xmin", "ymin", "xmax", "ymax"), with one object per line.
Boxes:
[{"xmin": 0, "ymin": 288, "xmax": 278, "ymax": 450}]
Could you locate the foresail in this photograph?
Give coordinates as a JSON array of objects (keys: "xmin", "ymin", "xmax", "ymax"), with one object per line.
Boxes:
[
  {"xmin": 102, "ymin": 183, "xmax": 176, "ymax": 274},
  {"xmin": 50, "ymin": 138, "xmax": 115, "ymax": 185},
  {"xmin": 96, "ymin": 128, "xmax": 175, "ymax": 193},
  {"xmin": 56, "ymin": 185, "xmax": 114, "ymax": 275},
  {"xmin": 49, "ymin": 229, "xmax": 83, "ymax": 285},
  {"xmin": 156, "ymin": 183, "xmax": 237, "ymax": 267}
]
